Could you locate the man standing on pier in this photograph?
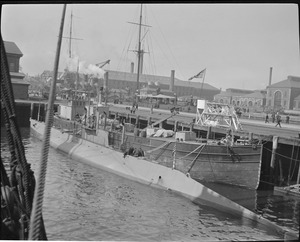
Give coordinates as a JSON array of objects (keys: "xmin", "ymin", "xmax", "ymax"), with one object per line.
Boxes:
[
  {"xmin": 275, "ymin": 112, "xmax": 282, "ymax": 128},
  {"xmin": 265, "ymin": 113, "xmax": 269, "ymax": 123}
]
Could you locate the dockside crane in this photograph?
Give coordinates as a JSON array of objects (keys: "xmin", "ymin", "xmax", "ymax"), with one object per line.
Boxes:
[{"xmin": 96, "ymin": 59, "xmax": 110, "ymax": 68}]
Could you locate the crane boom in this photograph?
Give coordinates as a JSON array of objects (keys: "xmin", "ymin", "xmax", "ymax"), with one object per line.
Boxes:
[{"xmin": 96, "ymin": 59, "xmax": 110, "ymax": 68}]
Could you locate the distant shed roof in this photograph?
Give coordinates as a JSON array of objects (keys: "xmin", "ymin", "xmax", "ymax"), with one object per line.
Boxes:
[
  {"xmin": 240, "ymin": 91, "xmax": 265, "ymax": 99},
  {"xmin": 268, "ymin": 76, "xmax": 300, "ymax": 88},
  {"xmin": 3, "ymin": 41, "xmax": 23, "ymax": 56},
  {"xmin": 214, "ymin": 91, "xmax": 233, "ymax": 97},
  {"xmin": 106, "ymin": 70, "xmax": 219, "ymax": 91},
  {"xmin": 215, "ymin": 90, "xmax": 265, "ymax": 99}
]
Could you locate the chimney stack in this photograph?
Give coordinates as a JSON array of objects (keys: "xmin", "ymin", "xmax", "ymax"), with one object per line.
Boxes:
[
  {"xmin": 269, "ymin": 67, "xmax": 273, "ymax": 86},
  {"xmin": 169, "ymin": 70, "xmax": 175, "ymax": 92},
  {"xmin": 130, "ymin": 62, "xmax": 134, "ymax": 74}
]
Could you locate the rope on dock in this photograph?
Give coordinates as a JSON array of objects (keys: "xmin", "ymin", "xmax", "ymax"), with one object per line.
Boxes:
[
  {"xmin": 186, "ymin": 144, "xmax": 206, "ymax": 175},
  {"xmin": 178, "ymin": 144, "xmax": 204, "ymax": 160},
  {"xmin": 263, "ymin": 146, "xmax": 300, "ymax": 163},
  {"xmin": 146, "ymin": 141, "xmax": 172, "ymax": 154}
]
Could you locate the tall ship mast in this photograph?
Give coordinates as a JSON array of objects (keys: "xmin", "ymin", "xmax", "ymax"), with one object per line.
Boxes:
[
  {"xmin": 62, "ymin": 10, "xmax": 83, "ymax": 92},
  {"xmin": 68, "ymin": 10, "xmax": 73, "ymax": 58},
  {"xmin": 136, "ymin": 4, "xmax": 143, "ymax": 96},
  {"xmin": 128, "ymin": 4, "xmax": 151, "ymax": 103}
]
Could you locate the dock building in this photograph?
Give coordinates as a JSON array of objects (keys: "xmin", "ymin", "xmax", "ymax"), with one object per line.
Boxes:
[
  {"xmin": 41, "ymin": 69, "xmax": 221, "ymax": 102},
  {"xmin": 3, "ymin": 41, "xmax": 29, "ymax": 99},
  {"xmin": 213, "ymin": 88, "xmax": 266, "ymax": 112},
  {"xmin": 266, "ymin": 75, "xmax": 300, "ymax": 111}
]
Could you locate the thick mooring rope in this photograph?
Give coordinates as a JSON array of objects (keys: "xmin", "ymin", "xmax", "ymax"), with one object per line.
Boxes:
[
  {"xmin": 29, "ymin": 4, "xmax": 67, "ymax": 240},
  {"xmin": 1, "ymin": 33, "xmax": 47, "ymax": 239}
]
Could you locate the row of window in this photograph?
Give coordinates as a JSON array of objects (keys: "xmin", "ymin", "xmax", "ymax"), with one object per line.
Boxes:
[
  {"xmin": 216, "ymin": 98, "xmax": 262, "ymax": 106},
  {"xmin": 268, "ymin": 89, "xmax": 289, "ymax": 98}
]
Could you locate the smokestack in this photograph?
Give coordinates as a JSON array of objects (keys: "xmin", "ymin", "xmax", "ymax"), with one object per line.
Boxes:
[
  {"xmin": 131, "ymin": 62, "xmax": 134, "ymax": 74},
  {"xmin": 169, "ymin": 70, "xmax": 175, "ymax": 92},
  {"xmin": 269, "ymin": 67, "xmax": 273, "ymax": 86}
]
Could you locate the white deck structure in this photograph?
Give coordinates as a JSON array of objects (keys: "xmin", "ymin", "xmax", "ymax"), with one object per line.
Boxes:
[{"xmin": 195, "ymin": 100, "xmax": 243, "ymax": 131}]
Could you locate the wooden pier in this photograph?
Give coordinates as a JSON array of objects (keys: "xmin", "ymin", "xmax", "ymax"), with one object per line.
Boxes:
[{"xmin": 2, "ymin": 100, "xmax": 299, "ymax": 190}]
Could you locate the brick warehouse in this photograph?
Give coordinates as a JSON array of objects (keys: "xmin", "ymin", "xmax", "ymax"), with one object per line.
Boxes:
[
  {"xmin": 3, "ymin": 41, "xmax": 29, "ymax": 99},
  {"xmin": 2, "ymin": 41, "xmax": 31, "ymax": 127}
]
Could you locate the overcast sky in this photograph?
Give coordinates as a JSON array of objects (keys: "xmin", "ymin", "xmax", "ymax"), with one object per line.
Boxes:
[{"xmin": 1, "ymin": 3, "xmax": 299, "ymax": 90}]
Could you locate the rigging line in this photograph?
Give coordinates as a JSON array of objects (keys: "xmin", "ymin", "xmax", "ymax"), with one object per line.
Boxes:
[
  {"xmin": 149, "ymin": 33, "xmax": 173, "ymax": 72},
  {"xmin": 290, "ymin": 144, "xmax": 300, "ymax": 181},
  {"xmin": 263, "ymin": 146, "xmax": 300, "ymax": 163},
  {"xmin": 288, "ymin": 141, "xmax": 296, "ymax": 184},
  {"xmin": 150, "ymin": 35, "xmax": 158, "ymax": 76},
  {"xmin": 148, "ymin": 6, "xmax": 185, "ymax": 80},
  {"xmin": 117, "ymin": 17, "xmax": 136, "ymax": 71},
  {"xmin": 0, "ymin": 158, "xmax": 10, "ymax": 186},
  {"xmin": 29, "ymin": 4, "xmax": 67, "ymax": 240},
  {"xmin": 147, "ymin": 29, "xmax": 157, "ymax": 76}
]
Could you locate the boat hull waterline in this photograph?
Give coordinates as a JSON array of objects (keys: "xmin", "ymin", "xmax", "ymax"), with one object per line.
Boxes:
[
  {"xmin": 109, "ymin": 131, "xmax": 262, "ymax": 190},
  {"xmin": 54, "ymin": 116, "xmax": 263, "ymax": 190},
  {"xmin": 30, "ymin": 120, "xmax": 292, "ymax": 237}
]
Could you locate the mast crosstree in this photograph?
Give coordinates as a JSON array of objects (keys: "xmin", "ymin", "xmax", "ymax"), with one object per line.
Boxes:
[
  {"xmin": 128, "ymin": 4, "xmax": 151, "ymax": 100},
  {"xmin": 62, "ymin": 10, "xmax": 83, "ymax": 59}
]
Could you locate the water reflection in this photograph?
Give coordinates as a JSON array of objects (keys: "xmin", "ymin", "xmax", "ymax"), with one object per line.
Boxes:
[
  {"xmin": 256, "ymin": 190, "xmax": 299, "ymax": 232},
  {"xmin": 202, "ymin": 181, "xmax": 299, "ymax": 233}
]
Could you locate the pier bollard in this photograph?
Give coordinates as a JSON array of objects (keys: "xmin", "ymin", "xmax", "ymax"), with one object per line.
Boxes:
[
  {"xmin": 174, "ymin": 120, "xmax": 178, "ymax": 132},
  {"xmin": 148, "ymin": 117, "xmax": 152, "ymax": 127},
  {"xmin": 159, "ymin": 121, "xmax": 163, "ymax": 129},
  {"xmin": 30, "ymin": 102, "xmax": 34, "ymax": 118},
  {"xmin": 121, "ymin": 125, "xmax": 125, "ymax": 145},
  {"xmin": 104, "ymin": 115, "xmax": 107, "ymax": 130},
  {"xmin": 127, "ymin": 113, "xmax": 130, "ymax": 122},
  {"xmin": 249, "ymin": 132, "xmax": 253, "ymax": 141},
  {"xmin": 136, "ymin": 115, "xmax": 140, "ymax": 128},
  {"xmin": 269, "ymin": 136, "xmax": 278, "ymax": 186},
  {"xmin": 206, "ymin": 126, "xmax": 212, "ymax": 139}
]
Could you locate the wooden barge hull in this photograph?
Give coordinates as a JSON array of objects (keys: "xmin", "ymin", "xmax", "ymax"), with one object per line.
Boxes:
[{"xmin": 109, "ymin": 131, "xmax": 262, "ymax": 190}]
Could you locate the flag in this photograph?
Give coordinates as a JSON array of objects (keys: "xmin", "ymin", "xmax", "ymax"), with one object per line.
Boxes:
[{"xmin": 188, "ymin": 68, "xmax": 206, "ymax": 81}]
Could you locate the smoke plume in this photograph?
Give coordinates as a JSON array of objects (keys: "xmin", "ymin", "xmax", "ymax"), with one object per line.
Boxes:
[{"xmin": 65, "ymin": 55, "xmax": 105, "ymax": 79}]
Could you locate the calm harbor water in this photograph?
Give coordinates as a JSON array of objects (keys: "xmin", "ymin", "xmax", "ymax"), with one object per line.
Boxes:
[{"xmin": 1, "ymin": 127, "xmax": 299, "ymax": 241}]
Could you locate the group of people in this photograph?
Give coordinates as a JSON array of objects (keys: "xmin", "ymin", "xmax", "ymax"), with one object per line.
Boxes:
[
  {"xmin": 75, "ymin": 112, "xmax": 97, "ymax": 129},
  {"xmin": 130, "ymin": 103, "xmax": 138, "ymax": 114},
  {"xmin": 265, "ymin": 112, "xmax": 290, "ymax": 128}
]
